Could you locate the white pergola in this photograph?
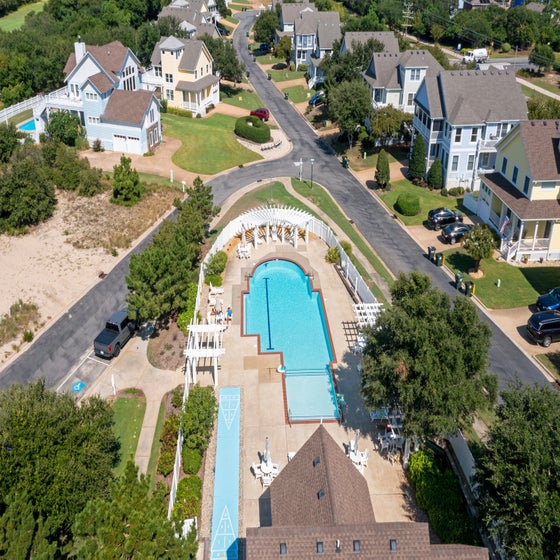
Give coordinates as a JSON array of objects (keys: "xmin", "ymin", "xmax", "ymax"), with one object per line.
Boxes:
[
  {"xmin": 353, "ymin": 302, "xmax": 384, "ymax": 328},
  {"xmin": 184, "ymin": 322, "xmax": 226, "ymax": 386}
]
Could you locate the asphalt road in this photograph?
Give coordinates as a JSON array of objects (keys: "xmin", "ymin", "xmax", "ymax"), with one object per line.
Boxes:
[{"xmin": 0, "ymin": 12, "xmax": 550, "ymax": 395}]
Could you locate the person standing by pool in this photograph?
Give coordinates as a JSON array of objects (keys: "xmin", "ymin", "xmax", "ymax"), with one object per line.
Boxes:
[{"xmin": 227, "ymin": 306, "xmax": 232, "ymax": 324}]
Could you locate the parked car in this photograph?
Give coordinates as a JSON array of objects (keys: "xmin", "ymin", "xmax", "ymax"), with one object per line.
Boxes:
[
  {"xmin": 217, "ymin": 23, "xmax": 230, "ymax": 36},
  {"xmin": 250, "ymin": 108, "xmax": 269, "ymax": 121},
  {"xmin": 259, "ymin": 43, "xmax": 272, "ymax": 53},
  {"xmin": 93, "ymin": 308, "xmax": 137, "ymax": 358},
  {"xmin": 526, "ymin": 310, "xmax": 560, "ymax": 347},
  {"xmin": 536, "ymin": 287, "xmax": 560, "ymax": 311},
  {"xmin": 427, "ymin": 207, "xmax": 463, "ymax": 230},
  {"xmin": 441, "ymin": 222, "xmax": 473, "ymax": 244},
  {"xmin": 308, "ymin": 90, "xmax": 325, "ymax": 107}
]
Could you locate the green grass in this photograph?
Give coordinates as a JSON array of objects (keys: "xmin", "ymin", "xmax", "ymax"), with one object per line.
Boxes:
[
  {"xmin": 147, "ymin": 399, "xmax": 167, "ymax": 485},
  {"xmin": 225, "ymin": 15, "xmax": 238, "ymax": 24},
  {"xmin": 220, "ymin": 85, "xmax": 262, "ymax": 109},
  {"xmin": 268, "ymin": 69, "xmax": 306, "ymax": 82},
  {"xmin": 519, "ymin": 76, "xmax": 560, "ymax": 95},
  {"xmin": 229, "ymin": 3, "xmax": 247, "ymax": 10},
  {"xmin": 162, "ymin": 113, "xmax": 261, "ymax": 174},
  {"xmin": 112, "ymin": 393, "xmax": 146, "ymax": 477},
  {"xmin": 9, "ymin": 108, "xmax": 33, "ymax": 126},
  {"xmin": 379, "ymin": 179, "xmax": 466, "ymax": 226},
  {"xmin": 282, "ymin": 85, "xmax": 312, "ymax": 103},
  {"xmin": 520, "ymin": 85, "xmax": 550, "ymax": 100},
  {"xmin": 536, "ymin": 352, "xmax": 560, "ymax": 381},
  {"xmin": 0, "ymin": 0, "xmax": 46, "ymax": 31}
]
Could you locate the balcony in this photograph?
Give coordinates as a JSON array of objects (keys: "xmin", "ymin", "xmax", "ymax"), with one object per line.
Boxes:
[
  {"xmin": 142, "ymin": 70, "xmax": 163, "ymax": 89},
  {"xmin": 42, "ymin": 89, "xmax": 83, "ymax": 111},
  {"xmin": 479, "ymin": 136, "xmax": 499, "ymax": 152}
]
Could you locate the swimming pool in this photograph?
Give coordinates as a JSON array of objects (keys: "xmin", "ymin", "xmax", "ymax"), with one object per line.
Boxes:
[
  {"xmin": 18, "ymin": 119, "xmax": 36, "ymax": 132},
  {"xmin": 244, "ymin": 259, "xmax": 339, "ymax": 421}
]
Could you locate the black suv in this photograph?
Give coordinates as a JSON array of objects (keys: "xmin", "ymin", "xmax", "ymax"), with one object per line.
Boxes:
[
  {"xmin": 526, "ymin": 310, "xmax": 560, "ymax": 347},
  {"xmin": 427, "ymin": 207, "xmax": 463, "ymax": 230}
]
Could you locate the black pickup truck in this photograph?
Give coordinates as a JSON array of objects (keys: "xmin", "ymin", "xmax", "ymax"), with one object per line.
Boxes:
[{"xmin": 93, "ymin": 309, "xmax": 136, "ymax": 358}]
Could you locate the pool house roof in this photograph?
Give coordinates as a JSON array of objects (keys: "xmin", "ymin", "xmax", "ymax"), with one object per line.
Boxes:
[
  {"xmin": 353, "ymin": 303, "xmax": 384, "ymax": 328},
  {"xmin": 236, "ymin": 206, "xmax": 313, "ymax": 231}
]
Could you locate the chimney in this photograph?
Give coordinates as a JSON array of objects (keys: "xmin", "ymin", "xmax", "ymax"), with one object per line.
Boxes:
[{"xmin": 75, "ymin": 35, "xmax": 86, "ymax": 63}]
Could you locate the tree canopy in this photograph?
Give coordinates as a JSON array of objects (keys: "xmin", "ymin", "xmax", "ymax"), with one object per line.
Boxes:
[
  {"xmin": 409, "ymin": 135, "xmax": 426, "ymax": 182},
  {"xmin": 462, "ymin": 224, "xmax": 496, "ymax": 272},
  {"xmin": 475, "ymin": 384, "xmax": 560, "ymax": 560},
  {"xmin": 253, "ymin": 9, "xmax": 279, "ymax": 44},
  {"xmin": 112, "ymin": 155, "xmax": 143, "ymax": 205},
  {"xmin": 199, "ymin": 34, "xmax": 244, "ymax": 82},
  {"xmin": 361, "ymin": 271, "xmax": 497, "ymax": 439},
  {"xmin": 374, "ymin": 148, "xmax": 390, "ymax": 189}
]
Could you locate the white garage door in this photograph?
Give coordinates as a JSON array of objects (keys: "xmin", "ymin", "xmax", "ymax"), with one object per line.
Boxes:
[
  {"xmin": 127, "ymin": 137, "xmax": 141, "ymax": 155},
  {"xmin": 113, "ymin": 134, "xmax": 127, "ymax": 152}
]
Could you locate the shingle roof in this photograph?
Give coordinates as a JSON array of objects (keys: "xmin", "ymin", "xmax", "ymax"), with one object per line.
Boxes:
[
  {"xmin": 101, "ymin": 89, "xmax": 155, "ymax": 126},
  {"xmin": 295, "ymin": 10, "xmax": 339, "ymax": 35},
  {"xmin": 481, "ymin": 171, "xmax": 560, "ymax": 220},
  {"xmin": 269, "ymin": 425, "xmax": 375, "ymax": 527},
  {"xmin": 281, "ymin": 1, "xmax": 315, "ymax": 25},
  {"xmin": 195, "ymin": 22, "xmax": 220, "ymax": 39},
  {"xmin": 176, "ymin": 73, "xmax": 219, "ymax": 91},
  {"xmin": 342, "ymin": 31, "xmax": 399, "ymax": 53},
  {"xmin": 158, "ymin": 5, "xmax": 208, "ymax": 26},
  {"xmin": 518, "ymin": 120, "xmax": 560, "ymax": 180},
  {"xmin": 64, "ymin": 40, "xmax": 129, "ymax": 78},
  {"xmin": 437, "ymin": 70, "xmax": 527, "ymax": 125},
  {"xmin": 86, "ymin": 71, "xmax": 115, "ymax": 94},
  {"xmin": 317, "ymin": 22, "xmax": 341, "ymax": 50},
  {"xmin": 178, "ymin": 40, "xmax": 205, "ymax": 71}
]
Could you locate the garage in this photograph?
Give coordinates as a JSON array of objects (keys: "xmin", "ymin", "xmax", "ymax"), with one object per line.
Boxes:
[
  {"xmin": 112, "ymin": 134, "xmax": 142, "ymax": 154},
  {"xmin": 113, "ymin": 134, "xmax": 127, "ymax": 152}
]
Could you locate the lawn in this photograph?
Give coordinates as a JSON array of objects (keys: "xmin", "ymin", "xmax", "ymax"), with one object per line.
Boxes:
[
  {"xmin": 517, "ymin": 72, "xmax": 560, "ymax": 95},
  {"xmin": 162, "ymin": 113, "xmax": 261, "ymax": 174},
  {"xmin": 268, "ymin": 69, "xmax": 306, "ymax": 82},
  {"xmin": 282, "ymin": 85, "xmax": 312, "ymax": 103},
  {"xmin": 379, "ymin": 178, "xmax": 466, "ymax": 226},
  {"xmin": 220, "ymin": 84, "xmax": 263, "ymax": 109},
  {"xmin": 0, "ymin": 0, "xmax": 46, "ymax": 31},
  {"xmin": 229, "ymin": 3, "xmax": 248, "ymax": 10},
  {"xmin": 147, "ymin": 399, "xmax": 167, "ymax": 486},
  {"xmin": 112, "ymin": 392, "xmax": 146, "ymax": 477},
  {"xmin": 9, "ymin": 108, "xmax": 33, "ymax": 126},
  {"xmin": 520, "ymin": 85, "xmax": 550, "ymax": 100}
]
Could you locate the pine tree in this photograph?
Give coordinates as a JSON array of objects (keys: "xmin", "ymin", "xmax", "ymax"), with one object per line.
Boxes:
[
  {"xmin": 409, "ymin": 135, "xmax": 427, "ymax": 182},
  {"xmin": 375, "ymin": 149, "xmax": 390, "ymax": 189},
  {"xmin": 426, "ymin": 157, "xmax": 443, "ymax": 189}
]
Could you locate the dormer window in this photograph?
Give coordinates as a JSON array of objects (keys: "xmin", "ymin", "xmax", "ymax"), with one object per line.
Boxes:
[
  {"xmin": 389, "ymin": 539, "xmax": 397, "ymax": 552},
  {"xmin": 353, "ymin": 540, "xmax": 360, "ymax": 553},
  {"xmin": 313, "ymin": 456, "xmax": 321, "ymax": 467},
  {"xmin": 280, "ymin": 543, "xmax": 287, "ymax": 556},
  {"xmin": 410, "ymin": 68, "xmax": 420, "ymax": 80}
]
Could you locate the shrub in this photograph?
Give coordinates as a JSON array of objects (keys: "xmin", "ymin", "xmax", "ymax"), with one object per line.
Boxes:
[
  {"xmin": 325, "ymin": 246, "xmax": 340, "ymax": 264},
  {"xmin": 447, "ymin": 187, "xmax": 465, "ymax": 197},
  {"xmin": 426, "ymin": 158, "xmax": 443, "ymax": 190},
  {"xmin": 339, "ymin": 240, "xmax": 352, "ymax": 257},
  {"xmin": 22, "ymin": 330, "xmax": 33, "ymax": 343},
  {"xmin": 395, "ymin": 193, "xmax": 420, "ymax": 216},
  {"xmin": 160, "ymin": 99, "xmax": 168, "ymax": 113},
  {"xmin": 167, "ymin": 106, "xmax": 193, "ymax": 118},
  {"xmin": 204, "ymin": 273, "xmax": 222, "ymax": 287},
  {"xmin": 173, "ymin": 476, "xmax": 202, "ymax": 521},
  {"xmin": 501, "ymin": 42, "xmax": 511, "ymax": 53},
  {"xmin": 206, "ymin": 251, "xmax": 228, "ymax": 276},
  {"xmin": 181, "ymin": 385, "xmax": 217, "ymax": 452},
  {"xmin": 297, "ymin": 64, "xmax": 308, "ymax": 72},
  {"xmin": 160, "ymin": 413, "xmax": 180, "ymax": 451},
  {"xmin": 178, "ymin": 283, "xmax": 199, "ymax": 335},
  {"xmin": 182, "ymin": 445, "xmax": 203, "ymax": 475},
  {"xmin": 92, "ymin": 139, "xmax": 104, "ymax": 152},
  {"xmin": 234, "ymin": 116, "xmax": 271, "ymax": 143},
  {"xmin": 157, "ymin": 450, "xmax": 175, "ymax": 476},
  {"xmin": 441, "ymin": 188, "xmax": 448, "ymax": 197},
  {"xmin": 172, "ymin": 386, "xmax": 184, "ymax": 410}
]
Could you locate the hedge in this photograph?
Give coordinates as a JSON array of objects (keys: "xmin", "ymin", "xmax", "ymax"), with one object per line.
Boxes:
[
  {"xmin": 182, "ymin": 445, "xmax": 202, "ymax": 475},
  {"xmin": 234, "ymin": 116, "xmax": 271, "ymax": 143},
  {"xmin": 395, "ymin": 193, "xmax": 420, "ymax": 216},
  {"xmin": 167, "ymin": 106, "xmax": 193, "ymax": 118},
  {"xmin": 206, "ymin": 251, "xmax": 228, "ymax": 276},
  {"xmin": 172, "ymin": 476, "xmax": 202, "ymax": 521}
]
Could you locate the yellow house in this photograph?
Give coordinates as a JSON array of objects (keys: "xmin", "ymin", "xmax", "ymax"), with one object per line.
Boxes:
[
  {"xmin": 476, "ymin": 120, "xmax": 560, "ymax": 262},
  {"xmin": 149, "ymin": 36, "xmax": 220, "ymax": 116}
]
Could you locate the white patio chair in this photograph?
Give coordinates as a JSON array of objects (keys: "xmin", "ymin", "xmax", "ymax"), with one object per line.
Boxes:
[
  {"xmin": 359, "ymin": 448, "xmax": 370, "ymax": 468},
  {"xmin": 349, "ymin": 439, "xmax": 356, "ymax": 455},
  {"xmin": 262, "ymin": 473, "xmax": 273, "ymax": 487},
  {"xmin": 208, "ymin": 297, "xmax": 216, "ymax": 307},
  {"xmin": 287, "ymin": 451, "xmax": 296, "ymax": 462},
  {"xmin": 209, "ymin": 282, "xmax": 224, "ymax": 296},
  {"xmin": 271, "ymin": 463, "xmax": 281, "ymax": 476},
  {"xmin": 377, "ymin": 436, "xmax": 390, "ymax": 454},
  {"xmin": 252, "ymin": 463, "xmax": 262, "ymax": 479}
]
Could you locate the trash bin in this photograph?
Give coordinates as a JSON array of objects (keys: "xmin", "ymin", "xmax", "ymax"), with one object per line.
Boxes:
[
  {"xmin": 246, "ymin": 71, "xmax": 250, "ymax": 78},
  {"xmin": 284, "ymin": 91, "xmax": 289, "ymax": 100},
  {"xmin": 465, "ymin": 281, "xmax": 475, "ymax": 297},
  {"xmin": 435, "ymin": 252, "xmax": 444, "ymax": 267},
  {"xmin": 342, "ymin": 156, "xmax": 349, "ymax": 169},
  {"xmin": 428, "ymin": 246, "xmax": 436, "ymax": 261},
  {"xmin": 454, "ymin": 272, "xmax": 463, "ymax": 290},
  {"xmin": 267, "ymin": 73, "xmax": 272, "ymax": 80},
  {"xmin": 246, "ymin": 31, "xmax": 249, "ymax": 37}
]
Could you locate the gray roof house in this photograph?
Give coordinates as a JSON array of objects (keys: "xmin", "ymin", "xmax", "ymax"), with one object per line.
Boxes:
[
  {"xmin": 279, "ymin": 1, "xmax": 316, "ymax": 33},
  {"xmin": 306, "ymin": 18, "xmax": 342, "ymax": 88},
  {"xmin": 158, "ymin": 0, "xmax": 221, "ymax": 39},
  {"xmin": 413, "ymin": 68, "xmax": 528, "ymax": 189},
  {"xmin": 293, "ymin": 10, "xmax": 340, "ymax": 67},
  {"xmin": 362, "ymin": 49, "xmax": 443, "ymax": 114},
  {"xmin": 246, "ymin": 425, "xmax": 489, "ymax": 559},
  {"xmin": 341, "ymin": 31, "xmax": 399, "ymax": 54}
]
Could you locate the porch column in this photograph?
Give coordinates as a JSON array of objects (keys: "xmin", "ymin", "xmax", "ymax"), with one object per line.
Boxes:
[
  {"xmin": 516, "ymin": 222, "xmax": 525, "ymax": 261},
  {"xmin": 213, "ymin": 356, "xmax": 218, "ymax": 386},
  {"xmin": 531, "ymin": 221, "xmax": 539, "ymax": 251},
  {"xmin": 293, "ymin": 226, "xmax": 298, "ymax": 249},
  {"xmin": 266, "ymin": 222, "xmax": 270, "ymax": 244}
]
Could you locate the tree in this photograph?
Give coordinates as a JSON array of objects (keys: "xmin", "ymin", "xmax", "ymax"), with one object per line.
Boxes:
[
  {"xmin": 375, "ymin": 148, "xmax": 390, "ymax": 189},
  {"xmin": 527, "ymin": 97, "xmax": 560, "ymax": 119},
  {"xmin": 181, "ymin": 385, "xmax": 217, "ymax": 452},
  {"xmin": 72, "ymin": 461, "xmax": 197, "ymax": 559},
  {"xmin": 46, "ymin": 110, "xmax": 83, "ymax": 146},
  {"xmin": 253, "ymin": 10, "xmax": 279, "ymax": 44},
  {"xmin": 475, "ymin": 384, "xmax": 560, "ymax": 559},
  {"xmin": 426, "ymin": 157, "xmax": 443, "ymax": 189},
  {"xmin": 112, "ymin": 155, "xmax": 143, "ymax": 205},
  {"xmin": 462, "ymin": 224, "xmax": 496, "ymax": 272},
  {"xmin": 0, "ymin": 122, "xmax": 22, "ymax": 163},
  {"xmin": 199, "ymin": 34, "xmax": 244, "ymax": 82},
  {"xmin": 529, "ymin": 43, "xmax": 555, "ymax": 72},
  {"xmin": 369, "ymin": 105, "xmax": 412, "ymax": 146},
  {"xmin": 360, "ymin": 271, "xmax": 496, "ymax": 439},
  {"xmin": 0, "ymin": 380, "xmax": 119, "ymax": 552},
  {"xmin": 274, "ymin": 36, "xmax": 292, "ymax": 68},
  {"xmin": 408, "ymin": 135, "xmax": 426, "ymax": 182},
  {"xmin": 327, "ymin": 80, "xmax": 371, "ymax": 149}
]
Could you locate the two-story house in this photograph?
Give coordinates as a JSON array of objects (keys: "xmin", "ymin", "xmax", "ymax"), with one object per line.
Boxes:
[
  {"xmin": 158, "ymin": 0, "xmax": 221, "ymax": 38},
  {"xmin": 279, "ymin": 1, "xmax": 315, "ymax": 34},
  {"xmin": 474, "ymin": 120, "xmax": 560, "ymax": 262},
  {"xmin": 34, "ymin": 39, "xmax": 161, "ymax": 155},
  {"xmin": 412, "ymin": 69, "xmax": 527, "ymax": 189},
  {"xmin": 362, "ymin": 50, "xmax": 442, "ymax": 114},
  {"xmin": 306, "ymin": 21, "xmax": 341, "ymax": 88},
  {"xmin": 293, "ymin": 10, "xmax": 340, "ymax": 67},
  {"xmin": 145, "ymin": 36, "xmax": 219, "ymax": 116},
  {"xmin": 340, "ymin": 31, "xmax": 399, "ymax": 55}
]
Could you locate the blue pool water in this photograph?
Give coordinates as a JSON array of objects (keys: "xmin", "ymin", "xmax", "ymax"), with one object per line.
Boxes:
[
  {"xmin": 18, "ymin": 119, "xmax": 36, "ymax": 132},
  {"xmin": 244, "ymin": 259, "xmax": 339, "ymax": 421}
]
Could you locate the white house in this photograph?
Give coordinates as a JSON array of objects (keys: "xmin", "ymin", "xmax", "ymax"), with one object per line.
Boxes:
[{"xmin": 34, "ymin": 39, "xmax": 161, "ymax": 155}]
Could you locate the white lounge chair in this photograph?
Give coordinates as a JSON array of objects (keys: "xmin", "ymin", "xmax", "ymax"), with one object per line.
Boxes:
[
  {"xmin": 252, "ymin": 463, "xmax": 263, "ymax": 479},
  {"xmin": 209, "ymin": 282, "xmax": 224, "ymax": 296},
  {"xmin": 359, "ymin": 448, "xmax": 370, "ymax": 468},
  {"xmin": 262, "ymin": 473, "xmax": 273, "ymax": 487}
]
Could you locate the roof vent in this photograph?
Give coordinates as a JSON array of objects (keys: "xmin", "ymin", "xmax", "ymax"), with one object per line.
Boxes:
[
  {"xmin": 317, "ymin": 488, "xmax": 325, "ymax": 500},
  {"xmin": 390, "ymin": 539, "xmax": 397, "ymax": 552},
  {"xmin": 313, "ymin": 456, "xmax": 321, "ymax": 467},
  {"xmin": 544, "ymin": 121, "xmax": 548, "ymax": 126},
  {"xmin": 335, "ymin": 539, "xmax": 341, "ymax": 553}
]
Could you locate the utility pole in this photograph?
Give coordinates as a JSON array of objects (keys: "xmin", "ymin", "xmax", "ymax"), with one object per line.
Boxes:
[{"xmin": 402, "ymin": 3, "xmax": 413, "ymax": 37}]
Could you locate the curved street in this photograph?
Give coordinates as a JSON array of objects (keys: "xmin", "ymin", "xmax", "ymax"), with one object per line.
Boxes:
[{"xmin": 0, "ymin": 11, "xmax": 550, "ymax": 395}]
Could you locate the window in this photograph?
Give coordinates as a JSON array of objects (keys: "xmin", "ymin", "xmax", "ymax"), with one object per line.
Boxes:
[
  {"xmin": 407, "ymin": 92, "xmax": 414, "ymax": 106},
  {"xmin": 166, "ymin": 89, "xmax": 174, "ymax": 101},
  {"xmin": 541, "ymin": 181, "xmax": 555, "ymax": 189},
  {"xmin": 150, "ymin": 109, "xmax": 154, "ymax": 122},
  {"xmin": 479, "ymin": 152, "xmax": 490, "ymax": 168},
  {"xmin": 70, "ymin": 83, "xmax": 80, "ymax": 97},
  {"xmin": 155, "ymin": 66, "xmax": 162, "ymax": 77},
  {"xmin": 430, "ymin": 144, "xmax": 436, "ymax": 157},
  {"xmin": 523, "ymin": 176, "xmax": 530, "ymax": 194},
  {"xmin": 410, "ymin": 68, "xmax": 421, "ymax": 80},
  {"xmin": 165, "ymin": 73, "xmax": 173, "ymax": 84},
  {"xmin": 374, "ymin": 89, "xmax": 383, "ymax": 102},
  {"xmin": 454, "ymin": 128, "xmax": 461, "ymax": 143},
  {"xmin": 501, "ymin": 157, "xmax": 508, "ymax": 175},
  {"xmin": 280, "ymin": 543, "xmax": 287, "ymax": 556},
  {"xmin": 317, "ymin": 542, "xmax": 323, "ymax": 554},
  {"xmin": 353, "ymin": 540, "xmax": 361, "ymax": 553},
  {"xmin": 87, "ymin": 116, "xmax": 100, "ymax": 124},
  {"xmin": 451, "ymin": 155, "xmax": 459, "ymax": 172},
  {"xmin": 85, "ymin": 92, "xmax": 98, "ymax": 101},
  {"xmin": 512, "ymin": 166, "xmax": 519, "ymax": 185},
  {"xmin": 471, "ymin": 127, "xmax": 478, "ymax": 142},
  {"xmin": 194, "ymin": 70, "xmax": 198, "ymax": 79},
  {"xmin": 467, "ymin": 154, "xmax": 474, "ymax": 171},
  {"xmin": 389, "ymin": 539, "xmax": 397, "ymax": 552}
]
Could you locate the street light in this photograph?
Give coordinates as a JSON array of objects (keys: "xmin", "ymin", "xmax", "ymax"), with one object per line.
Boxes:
[{"xmin": 310, "ymin": 158, "xmax": 315, "ymax": 190}]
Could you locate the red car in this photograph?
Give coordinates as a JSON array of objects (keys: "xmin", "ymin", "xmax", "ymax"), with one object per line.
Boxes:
[{"xmin": 250, "ymin": 108, "xmax": 269, "ymax": 121}]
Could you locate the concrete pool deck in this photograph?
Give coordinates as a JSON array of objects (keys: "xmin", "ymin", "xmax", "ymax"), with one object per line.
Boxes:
[{"xmin": 196, "ymin": 234, "xmax": 422, "ymax": 552}]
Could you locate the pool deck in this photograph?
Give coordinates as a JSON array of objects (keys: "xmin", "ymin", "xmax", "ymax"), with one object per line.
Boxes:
[{"xmin": 197, "ymin": 235, "xmax": 422, "ymax": 553}]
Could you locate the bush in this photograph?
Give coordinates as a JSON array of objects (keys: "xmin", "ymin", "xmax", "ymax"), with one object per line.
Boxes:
[
  {"xmin": 234, "ymin": 116, "xmax": 271, "ymax": 143},
  {"xmin": 339, "ymin": 240, "xmax": 352, "ymax": 257},
  {"xmin": 182, "ymin": 445, "xmax": 203, "ymax": 475},
  {"xmin": 22, "ymin": 330, "xmax": 33, "ymax": 343},
  {"xmin": 181, "ymin": 385, "xmax": 217, "ymax": 452},
  {"xmin": 92, "ymin": 139, "xmax": 104, "ymax": 152},
  {"xmin": 157, "ymin": 450, "xmax": 175, "ymax": 476},
  {"xmin": 160, "ymin": 413, "xmax": 180, "ymax": 451},
  {"xmin": 160, "ymin": 99, "xmax": 168, "ymax": 113},
  {"xmin": 204, "ymin": 273, "xmax": 222, "ymax": 287},
  {"xmin": 394, "ymin": 193, "xmax": 420, "ymax": 216},
  {"xmin": 325, "ymin": 246, "xmax": 339, "ymax": 264},
  {"xmin": 173, "ymin": 476, "xmax": 202, "ymax": 521},
  {"xmin": 441, "ymin": 188, "xmax": 448, "ymax": 197},
  {"xmin": 206, "ymin": 251, "xmax": 228, "ymax": 276},
  {"xmin": 447, "ymin": 187, "xmax": 465, "ymax": 197},
  {"xmin": 178, "ymin": 283, "xmax": 199, "ymax": 335},
  {"xmin": 297, "ymin": 64, "xmax": 308, "ymax": 72},
  {"xmin": 167, "ymin": 106, "xmax": 193, "ymax": 118},
  {"xmin": 501, "ymin": 42, "xmax": 511, "ymax": 53}
]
